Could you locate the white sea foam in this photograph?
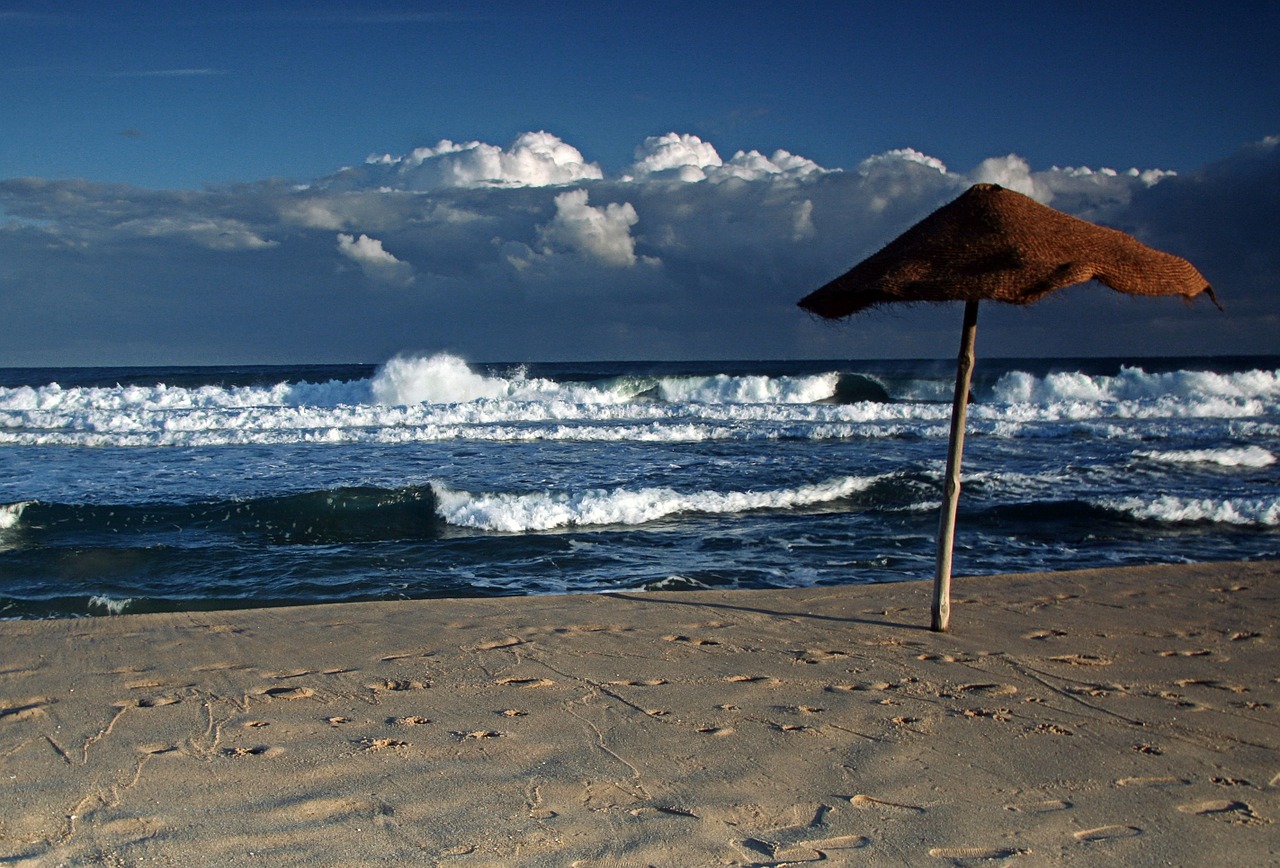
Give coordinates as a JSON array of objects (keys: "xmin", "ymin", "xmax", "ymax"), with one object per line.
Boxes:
[
  {"xmin": 1101, "ymin": 494, "xmax": 1280, "ymax": 526},
  {"xmin": 431, "ymin": 475, "xmax": 881, "ymax": 532},
  {"xmin": 373, "ymin": 354, "xmax": 568, "ymax": 405},
  {"xmin": 368, "ymin": 353, "xmax": 843, "ymax": 406},
  {"xmin": 88, "ymin": 595, "xmax": 134, "ymax": 615},
  {"xmin": 0, "ymin": 502, "xmax": 29, "ymax": 530},
  {"xmin": 1, "ymin": 359, "xmax": 1276, "ymax": 448},
  {"xmin": 1134, "ymin": 446, "xmax": 1276, "ymax": 467},
  {"xmin": 992, "ymin": 367, "xmax": 1280, "ymax": 414},
  {"xmin": 655, "ymin": 372, "xmax": 839, "ymax": 404}
]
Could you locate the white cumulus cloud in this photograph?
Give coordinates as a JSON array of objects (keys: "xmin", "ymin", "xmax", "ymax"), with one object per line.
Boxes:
[
  {"xmin": 970, "ymin": 154, "xmax": 1045, "ymax": 200},
  {"xmin": 624, "ymin": 134, "xmax": 831, "ymax": 183},
  {"xmin": 2, "ymin": 131, "xmax": 1273, "ymax": 364},
  {"xmin": 537, "ymin": 189, "xmax": 643, "ymax": 267},
  {"xmin": 336, "ymin": 233, "xmax": 415, "ymax": 286},
  {"xmin": 625, "ymin": 133, "xmax": 725, "ymax": 182},
  {"xmin": 362, "ymin": 131, "xmax": 603, "ymax": 190}
]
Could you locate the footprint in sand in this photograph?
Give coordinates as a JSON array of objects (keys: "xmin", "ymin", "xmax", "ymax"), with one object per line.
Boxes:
[
  {"xmin": 138, "ymin": 742, "xmax": 180, "ymax": 755},
  {"xmin": 495, "ymin": 677, "xmax": 555, "ymax": 688},
  {"xmin": 1178, "ymin": 800, "xmax": 1269, "ymax": 825},
  {"xmin": 825, "ymin": 683, "xmax": 868, "ymax": 694},
  {"xmin": 928, "ymin": 846, "xmax": 1029, "ymax": 860},
  {"xmin": 1047, "ymin": 654, "xmax": 1113, "ymax": 667},
  {"xmin": 695, "ymin": 725, "xmax": 734, "ymax": 736},
  {"xmin": 260, "ymin": 686, "xmax": 316, "ymax": 700},
  {"xmin": 606, "ymin": 678, "xmax": 668, "ymax": 687},
  {"xmin": 850, "ymin": 794, "xmax": 925, "ymax": 813},
  {"xmin": 0, "ymin": 697, "xmax": 54, "ymax": 721},
  {"xmin": 1067, "ymin": 683, "xmax": 1127, "ymax": 698},
  {"xmin": 470, "ymin": 637, "xmax": 526, "ymax": 651},
  {"xmin": 662, "ymin": 634, "xmax": 721, "ymax": 646},
  {"xmin": 380, "ymin": 650, "xmax": 434, "ymax": 661},
  {"xmin": 361, "ymin": 738, "xmax": 410, "ymax": 751},
  {"xmin": 791, "ymin": 648, "xmax": 850, "ymax": 665},
  {"xmin": 1116, "ymin": 776, "xmax": 1189, "ymax": 788},
  {"xmin": 1004, "ymin": 799, "xmax": 1072, "ymax": 814},
  {"xmin": 1073, "ymin": 825, "xmax": 1142, "ymax": 842},
  {"xmin": 742, "ymin": 837, "xmax": 869, "ymax": 862},
  {"xmin": 223, "ymin": 745, "xmax": 284, "ymax": 758},
  {"xmin": 126, "ymin": 678, "xmax": 194, "ymax": 690},
  {"xmin": 725, "ymin": 675, "xmax": 778, "ymax": 685},
  {"xmin": 958, "ymin": 683, "xmax": 1019, "ymax": 697},
  {"xmin": 917, "ymin": 653, "xmax": 974, "ymax": 663},
  {"xmin": 1030, "ymin": 722, "xmax": 1073, "ymax": 736},
  {"xmin": 117, "ymin": 695, "xmax": 183, "ymax": 708},
  {"xmin": 365, "ymin": 679, "xmax": 428, "ymax": 692},
  {"xmin": 1024, "ymin": 629, "xmax": 1067, "ymax": 640},
  {"xmin": 390, "ymin": 716, "xmax": 431, "ymax": 726},
  {"xmin": 1175, "ymin": 678, "xmax": 1248, "ymax": 693}
]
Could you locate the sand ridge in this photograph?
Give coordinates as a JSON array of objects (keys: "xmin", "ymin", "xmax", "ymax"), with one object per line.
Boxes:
[{"xmin": 0, "ymin": 560, "xmax": 1277, "ymax": 865}]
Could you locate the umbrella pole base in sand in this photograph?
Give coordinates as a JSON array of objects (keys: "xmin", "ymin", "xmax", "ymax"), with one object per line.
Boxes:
[{"xmin": 932, "ymin": 299, "xmax": 979, "ymax": 632}]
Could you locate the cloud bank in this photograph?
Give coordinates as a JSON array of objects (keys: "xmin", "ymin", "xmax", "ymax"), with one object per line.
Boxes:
[{"xmin": 0, "ymin": 131, "xmax": 1274, "ymax": 365}]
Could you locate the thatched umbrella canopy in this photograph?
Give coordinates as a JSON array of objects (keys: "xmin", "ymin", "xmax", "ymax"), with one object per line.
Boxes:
[{"xmin": 799, "ymin": 183, "xmax": 1218, "ymax": 631}]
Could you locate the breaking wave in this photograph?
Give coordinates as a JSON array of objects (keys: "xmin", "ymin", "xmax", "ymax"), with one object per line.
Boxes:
[
  {"xmin": 0, "ymin": 355, "xmax": 1276, "ymax": 449},
  {"xmin": 1098, "ymin": 494, "xmax": 1280, "ymax": 526},
  {"xmin": 432, "ymin": 474, "xmax": 884, "ymax": 532},
  {"xmin": 1133, "ymin": 446, "xmax": 1275, "ymax": 467}
]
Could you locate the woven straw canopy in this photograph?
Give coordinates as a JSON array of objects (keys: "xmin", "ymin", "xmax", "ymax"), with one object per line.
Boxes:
[{"xmin": 798, "ymin": 183, "xmax": 1217, "ymax": 319}]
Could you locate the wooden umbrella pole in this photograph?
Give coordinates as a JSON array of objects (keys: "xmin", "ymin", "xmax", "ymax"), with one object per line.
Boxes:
[{"xmin": 932, "ymin": 299, "xmax": 980, "ymax": 632}]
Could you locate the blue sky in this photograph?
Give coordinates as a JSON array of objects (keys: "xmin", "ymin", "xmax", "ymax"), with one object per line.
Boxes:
[{"xmin": 1, "ymin": 1, "xmax": 1277, "ymax": 364}]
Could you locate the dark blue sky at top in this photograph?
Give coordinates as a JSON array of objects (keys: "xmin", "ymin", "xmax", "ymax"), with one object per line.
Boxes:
[
  {"xmin": 5, "ymin": 0, "xmax": 1276, "ymax": 188},
  {"xmin": 0, "ymin": 1, "xmax": 1277, "ymax": 365}
]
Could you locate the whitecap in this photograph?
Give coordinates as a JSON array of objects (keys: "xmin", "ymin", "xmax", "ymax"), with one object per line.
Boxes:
[
  {"xmin": 1100, "ymin": 494, "xmax": 1280, "ymax": 526},
  {"xmin": 1134, "ymin": 446, "xmax": 1276, "ymax": 467}
]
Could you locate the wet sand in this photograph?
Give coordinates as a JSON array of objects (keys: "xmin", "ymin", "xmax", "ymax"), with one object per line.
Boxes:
[{"xmin": 2, "ymin": 560, "xmax": 1277, "ymax": 865}]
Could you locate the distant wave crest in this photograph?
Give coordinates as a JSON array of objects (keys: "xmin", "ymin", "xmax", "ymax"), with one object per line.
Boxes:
[{"xmin": 1, "ymin": 355, "xmax": 1276, "ymax": 448}]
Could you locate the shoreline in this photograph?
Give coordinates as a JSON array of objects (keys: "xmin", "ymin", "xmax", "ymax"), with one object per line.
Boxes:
[{"xmin": 2, "ymin": 560, "xmax": 1277, "ymax": 865}]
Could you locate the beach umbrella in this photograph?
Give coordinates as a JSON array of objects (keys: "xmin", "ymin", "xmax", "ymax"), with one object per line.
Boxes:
[{"xmin": 798, "ymin": 183, "xmax": 1218, "ymax": 632}]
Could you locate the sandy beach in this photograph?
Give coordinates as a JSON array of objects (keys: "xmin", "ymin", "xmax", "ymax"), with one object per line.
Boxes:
[{"xmin": 1, "ymin": 560, "xmax": 1276, "ymax": 866}]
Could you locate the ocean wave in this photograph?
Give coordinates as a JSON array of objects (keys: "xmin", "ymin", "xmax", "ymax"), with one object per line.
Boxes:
[
  {"xmin": 1099, "ymin": 494, "xmax": 1280, "ymax": 526},
  {"xmin": 368, "ymin": 353, "xmax": 853, "ymax": 406},
  {"xmin": 88, "ymin": 595, "xmax": 134, "ymax": 615},
  {"xmin": 2, "ymin": 356, "xmax": 1277, "ymax": 449},
  {"xmin": 0, "ymin": 501, "xmax": 30, "ymax": 530},
  {"xmin": 991, "ymin": 367, "xmax": 1280, "ymax": 413},
  {"xmin": 431, "ymin": 474, "xmax": 883, "ymax": 532},
  {"xmin": 1, "ymin": 487, "xmax": 443, "ymax": 547},
  {"xmin": 1133, "ymin": 446, "xmax": 1276, "ymax": 467}
]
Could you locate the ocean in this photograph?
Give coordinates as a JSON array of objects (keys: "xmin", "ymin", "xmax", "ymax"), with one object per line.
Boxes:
[{"xmin": 1, "ymin": 354, "xmax": 1276, "ymax": 619}]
